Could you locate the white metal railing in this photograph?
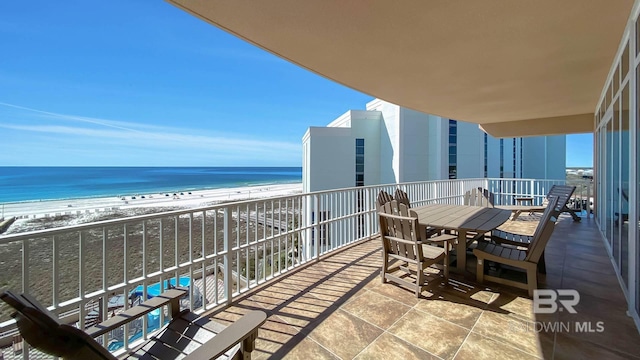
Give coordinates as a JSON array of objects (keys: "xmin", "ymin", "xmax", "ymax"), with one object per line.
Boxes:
[{"xmin": 0, "ymin": 177, "xmax": 593, "ymax": 357}]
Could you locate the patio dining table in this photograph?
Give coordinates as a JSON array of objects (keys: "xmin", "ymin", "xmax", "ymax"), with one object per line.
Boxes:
[{"xmin": 412, "ymin": 203, "xmax": 512, "ymax": 273}]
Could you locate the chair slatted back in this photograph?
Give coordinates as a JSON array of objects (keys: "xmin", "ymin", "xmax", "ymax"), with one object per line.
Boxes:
[
  {"xmin": 377, "ymin": 190, "xmax": 394, "ymax": 209},
  {"xmin": 464, "ymin": 187, "xmax": 495, "ymax": 207},
  {"xmin": 394, "ymin": 189, "xmax": 411, "ymax": 208},
  {"xmin": 546, "ymin": 185, "xmax": 576, "ymax": 213},
  {"xmin": 379, "ymin": 201, "xmax": 423, "ymax": 264},
  {"xmin": 0, "ymin": 291, "xmax": 115, "ymax": 360},
  {"xmin": 525, "ymin": 196, "xmax": 559, "ymax": 263}
]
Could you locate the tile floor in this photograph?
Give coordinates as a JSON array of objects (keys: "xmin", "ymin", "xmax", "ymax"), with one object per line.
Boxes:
[{"xmin": 206, "ymin": 215, "xmax": 640, "ymax": 359}]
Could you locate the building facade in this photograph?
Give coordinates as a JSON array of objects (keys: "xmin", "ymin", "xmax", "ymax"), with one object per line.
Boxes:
[
  {"xmin": 594, "ymin": 1, "xmax": 640, "ymax": 330},
  {"xmin": 302, "ymin": 99, "xmax": 566, "ymax": 192}
]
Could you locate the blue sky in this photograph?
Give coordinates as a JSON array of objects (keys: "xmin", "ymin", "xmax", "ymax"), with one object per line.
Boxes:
[{"xmin": 0, "ymin": 1, "xmax": 592, "ymax": 167}]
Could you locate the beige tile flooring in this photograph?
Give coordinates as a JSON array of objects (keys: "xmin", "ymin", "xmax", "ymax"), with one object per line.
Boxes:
[{"xmin": 206, "ymin": 215, "xmax": 640, "ymax": 359}]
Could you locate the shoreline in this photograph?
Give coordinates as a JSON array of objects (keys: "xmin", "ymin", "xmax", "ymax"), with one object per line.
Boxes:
[
  {"xmin": 0, "ymin": 180, "xmax": 302, "ymax": 205},
  {"xmin": 1, "ymin": 182, "xmax": 303, "ymax": 220}
]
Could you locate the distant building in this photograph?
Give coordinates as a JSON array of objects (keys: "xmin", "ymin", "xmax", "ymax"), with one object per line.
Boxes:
[{"xmin": 302, "ymin": 99, "xmax": 565, "ymax": 192}]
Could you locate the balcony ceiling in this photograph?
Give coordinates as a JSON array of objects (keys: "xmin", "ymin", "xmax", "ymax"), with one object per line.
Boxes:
[{"xmin": 167, "ymin": 0, "xmax": 634, "ymax": 137}]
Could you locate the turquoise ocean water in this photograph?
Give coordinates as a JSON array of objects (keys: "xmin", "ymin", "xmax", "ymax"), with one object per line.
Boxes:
[{"xmin": 0, "ymin": 167, "xmax": 302, "ymax": 203}]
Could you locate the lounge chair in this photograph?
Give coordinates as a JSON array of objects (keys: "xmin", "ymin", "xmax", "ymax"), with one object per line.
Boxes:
[
  {"xmin": 474, "ymin": 197, "xmax": 559, "ymax": 296},
  {"xmin": 464, "ymin": 185, "xmax": 579, "ymax": 221},
  {"xmin": 378, "ymin": 201, "xmax": 456, "ymax": 297},
  {"xmin": 1, "ymin": 289, "xmax": 266, "ymax": 360},
  {"xmin": 489, "ymin": 186, "xmax": 573, "ymax": 273}
]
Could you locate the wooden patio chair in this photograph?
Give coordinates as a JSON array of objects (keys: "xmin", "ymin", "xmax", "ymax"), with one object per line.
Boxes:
[
  {"xmin": 544, "ymin": 185, "xmax": 580, "ymax": 221},
  {"xmin": 393, "ymin": 188, "xmax": 411, "ymax": 208},
  {"xmin": 378, "ymin": 201, "xmax": 456, "ymax": 297},
  {"xmin": 474, "ymin": 197, "xmax": 559, "ymax": 296},
  {"xmin": 1, "ymin": 289, "xmax": 266, "ymax": 360},
  {"xmin": 490, "ymin": 187, "xmax": 574, "ymax": 273},
  {"xmin": 394, "ymin": 188, "xmax": 442, "ymax": 238},
  {"xmin": 463, "ymin": 187, "xmax": 495, "ymax": 207},
  {"xmin": 376, "ymin": 190, "xmax": 394, "ymax": 209}
]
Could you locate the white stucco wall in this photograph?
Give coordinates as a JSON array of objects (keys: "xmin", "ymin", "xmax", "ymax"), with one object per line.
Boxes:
[
  {"xmin": 427, "ymin": 116, "xmax": 447, "ymax": 179},
  {"xmin": 303, "ymin": 99, "xmax": 568, "ymax": 192},
  {"xmin": 543, "ymin": 135, "xmax": 567, "ymax": 180},
  {"xmin": 303, "ymin": 127, "xmax": 353, "ymax": 192},
  {"xmin": 350, "ymin": 110, "xmax": 383, "ymax": 186},
  {"xmin": 398, "ymin": 107, "xmax": 431, "ymax": 182},
  {"xmin": 455, "ymin": 120, "xmax": 484, "ymax": 179},
  {"xmin": 486, "ymin": 135, "xmax": 501, "ymax": 178},
  {"xmin": 370, "ymin": 100, "xmax": 401, "ymax": 184}
]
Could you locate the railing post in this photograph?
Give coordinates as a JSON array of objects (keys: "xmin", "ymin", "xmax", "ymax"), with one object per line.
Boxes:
[
  {"xmin": 223, "ymin": 207, "xmax": 233, "ymax": 305},
  {"xmin": 314, "ymin": 194, "xmax": 320, "ymax": 261},
  {"xmin": 529, "ymin": 179, "xmax": 534, "ymax": 204},
  {"xmin": 79, "ymin": 231, "xmax": 86, "ymax": 330},
  {"xmin": 53, "ymin": 234, "xmax": 59, "ymax": 311},
  {"xmin": 21, "ymin": 239, "xmax": 29, "ymax": 294},
  {"xmin": 586, "ymin": 179, "xmax": 592, "ymax": 218},
  {"xmin": 367, "ymin": 187, "xmax": 374, "ymax": 239}
]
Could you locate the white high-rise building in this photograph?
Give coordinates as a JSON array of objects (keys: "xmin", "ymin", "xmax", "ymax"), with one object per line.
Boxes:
[{"xmin": 302, "ymin": 99, "xmax": 565, "ymax": 192}]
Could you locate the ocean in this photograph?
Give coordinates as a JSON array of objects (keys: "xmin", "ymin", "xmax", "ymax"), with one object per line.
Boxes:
[{"xmin": 0, "ymin": 167, "xmax": 302, "ymax": 203}]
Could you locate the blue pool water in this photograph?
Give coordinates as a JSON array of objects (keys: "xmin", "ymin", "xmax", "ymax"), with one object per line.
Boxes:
[
  {"xmin": 129, "ymin": 277, "xmax": 192, "ymax": 299},
  {"xmin": 0, "ymin": 166, "xmax": 302, "ymax": 203},
  {"xmin": 108, "ymin": 277, "xmax": 201, "ymax": 352}
]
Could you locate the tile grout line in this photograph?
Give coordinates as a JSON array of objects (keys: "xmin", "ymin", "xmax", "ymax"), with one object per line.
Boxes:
[
  {"xmin": 450, "ymin": 292, "xmax": 487, "ymax": 360},
  {"xmin": 341, "ymin": 285, "xmax": 447, "ymax": 359},
  {"xmin": 457, "ymin": 292, "xmax": 545, "ymax": 359},
  {"xmin": 549, "ymin": 244, "xmax": 567, "ymax": 360},
  {"xmin": 338, "ymin": 290, "xmax": 433, "ymax": 358}
]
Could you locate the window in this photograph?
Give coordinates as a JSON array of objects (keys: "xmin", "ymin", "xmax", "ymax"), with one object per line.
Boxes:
[
  {"xmin": 355, "ymin": 138, "xmax": 365, "ymax": 186},
  {"xmin": 499, "ymin": 139, "xmax": 504, "ymax": 178},
  {"xmin": 449, "ymin": 120, "xmax": 457, "ymax": 179},
  {"xmin": 484, "ymin": 133, "xmax": 488, "ymax": 177},
  {"xmin": 512, "ymin": 138, "xmax": 517, "ymax": 179},
  {"xmin": 519, "ymin": 138, "xmax": 523, "ymax": 178}
]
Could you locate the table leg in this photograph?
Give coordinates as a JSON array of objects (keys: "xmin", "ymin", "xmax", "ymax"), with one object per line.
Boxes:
[{"xmin": 456, "ymin": 230, "xmax": 467, "ymax": 273}]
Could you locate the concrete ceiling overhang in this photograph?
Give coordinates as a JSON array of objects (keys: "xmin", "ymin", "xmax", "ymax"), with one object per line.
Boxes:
[{"xmin": 167, "ymin": 0, "xmax": 634, "ymax": 137}]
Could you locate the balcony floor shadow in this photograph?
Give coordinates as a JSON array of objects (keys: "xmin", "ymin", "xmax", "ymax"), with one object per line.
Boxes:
[{"xmin": 203, "ymin": 215, "xmax": 640, "ymax": 360}]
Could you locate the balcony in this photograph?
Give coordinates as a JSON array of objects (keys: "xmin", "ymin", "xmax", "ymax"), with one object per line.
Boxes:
[{"xmin": 2, "ymin": 178, "xmax": 635, "ymax": 359}]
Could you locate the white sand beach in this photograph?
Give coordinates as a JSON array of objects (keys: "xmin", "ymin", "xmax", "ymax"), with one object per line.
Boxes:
[{"xmin": 2, "ymin": 183, "xmax": 302, "ymax": 222}]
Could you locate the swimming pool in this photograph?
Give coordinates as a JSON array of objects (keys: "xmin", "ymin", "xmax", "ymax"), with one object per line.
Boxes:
[
  {"xmin": 129, "ymin": 276, "xmax": 193, "ymax": 299},
  {"xmin": 107, "ymin": 277, "xmax": 204, "ymax": 351}
]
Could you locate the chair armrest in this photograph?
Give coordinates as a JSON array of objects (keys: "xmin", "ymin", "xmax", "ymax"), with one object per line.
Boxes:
[
  {"xmin": 86, "ymin": 288, "xmax": 187, "ymax": 337},
  {"xmin": 183, "ymin": 310, "xmax": 267, "ymax": 360},
  {"xmin": 423, "ymin": 234, "xmax": 456, "ymax": 244}
]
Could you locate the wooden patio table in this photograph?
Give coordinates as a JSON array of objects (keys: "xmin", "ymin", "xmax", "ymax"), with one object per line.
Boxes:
[{"xmin": 412, "ymin": 203, "xmax": 512, "ymax": 273}]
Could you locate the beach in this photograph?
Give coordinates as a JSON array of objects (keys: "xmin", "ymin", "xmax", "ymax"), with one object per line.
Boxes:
[
  {"xmin": 0, "ymin": 181, "xmax": 303, "ymax": 327},
  {"xmin": 1, "ymin": 183, "xmax": 302, "ymax": 235}
]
